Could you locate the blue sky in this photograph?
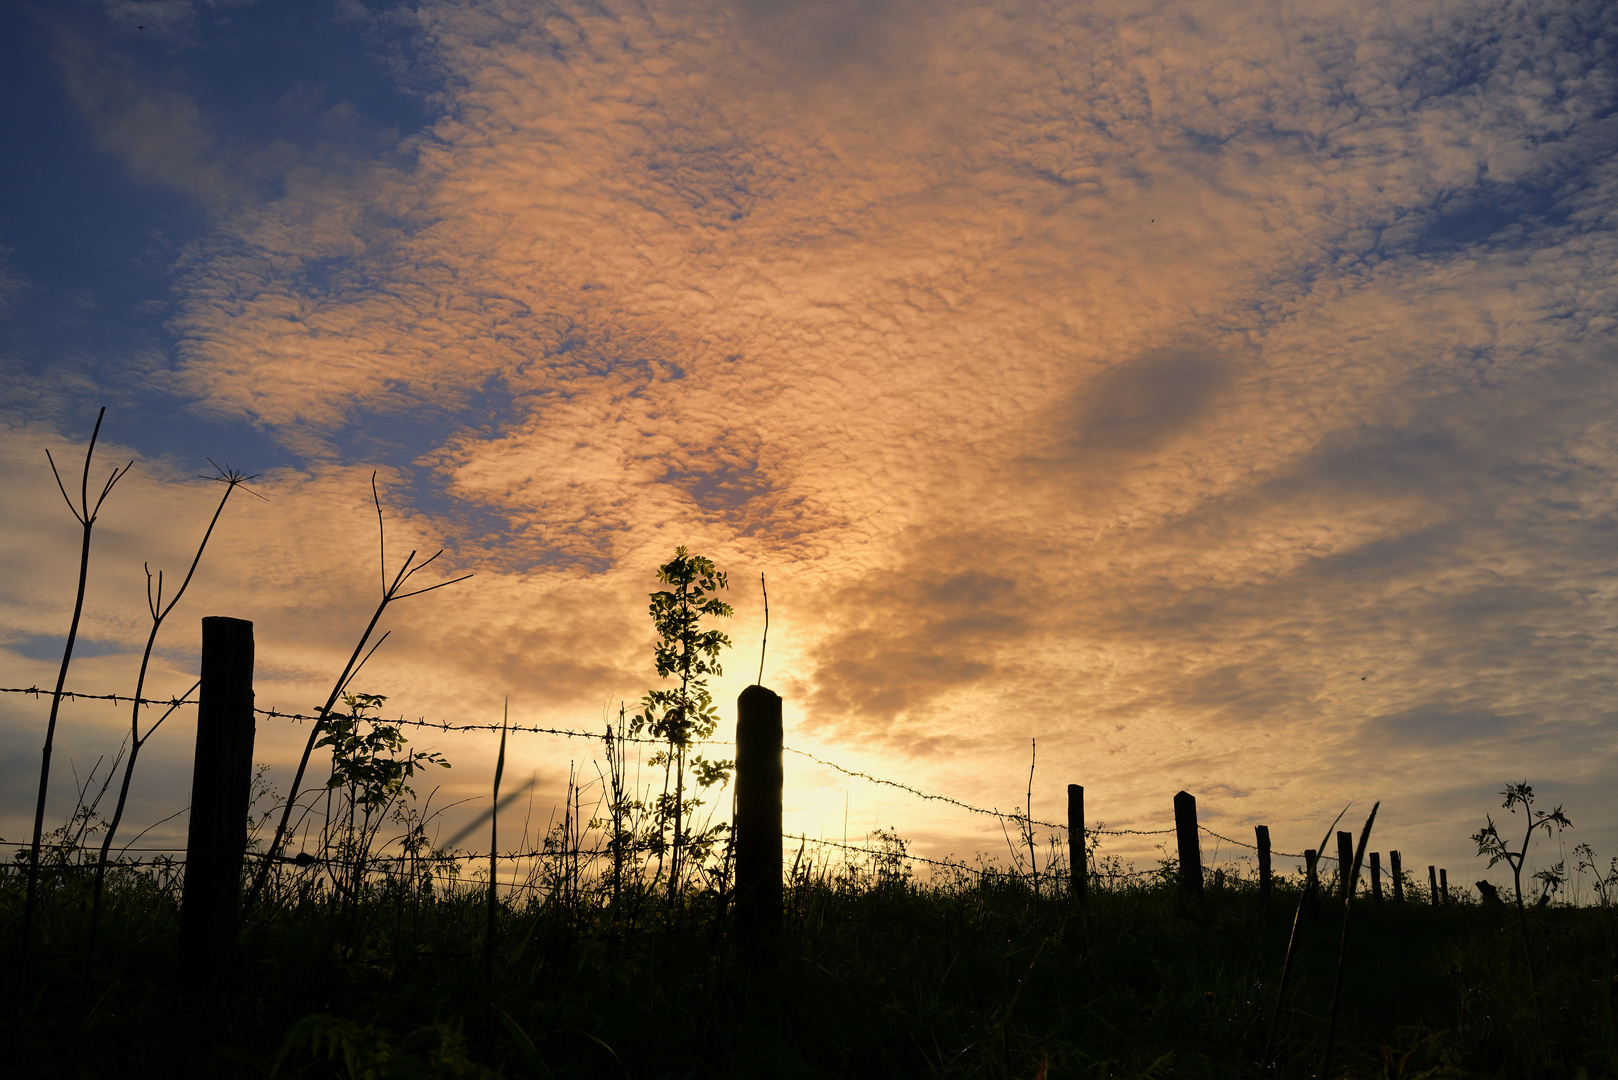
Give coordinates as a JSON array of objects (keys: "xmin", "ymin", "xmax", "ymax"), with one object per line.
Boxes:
[{"xmin": 2, "ymin": 0, "xmax": 1616, "ymax": 890}]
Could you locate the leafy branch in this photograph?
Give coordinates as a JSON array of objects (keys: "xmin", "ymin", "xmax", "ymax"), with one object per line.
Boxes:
[{"xmin": 1472, "ymin": 780, "xmax": 1572, "ymax": 985}]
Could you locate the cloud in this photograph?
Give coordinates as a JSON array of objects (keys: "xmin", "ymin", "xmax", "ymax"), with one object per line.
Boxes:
[
  {"xmin": 52, "ymin": 27, "xmax": 242, "ymax": 212},
  {"xmin": 5, "ymin": 0, "xmax": 1617, "ymax": 868}
]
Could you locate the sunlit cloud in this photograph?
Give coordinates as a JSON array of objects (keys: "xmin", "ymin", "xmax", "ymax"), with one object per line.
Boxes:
[{"xmin": 1, "ymin": 0, "xmax": 1615, "ymax": 870}]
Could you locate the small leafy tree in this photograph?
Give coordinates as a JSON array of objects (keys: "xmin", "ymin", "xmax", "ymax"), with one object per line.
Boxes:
[
  {"xmin": 1473, "ymin": 781, "xmax": 1572, "ymax": 984},
  {"xmin": 631, "ymin": 546, "xmax": 734, "ymax": 898},
  {"xmin": 317, "ymin": 692, "xmax": 450, "ymax": 901}
]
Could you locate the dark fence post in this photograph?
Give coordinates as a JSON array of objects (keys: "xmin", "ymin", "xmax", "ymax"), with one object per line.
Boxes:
[
  {"xmin": 178, "ymin": 616, "xmax": 255, "ymax": 988},
  {"xmin": 1428, "ymin": 865, "xmax": 1440, "ymax": 906},
  {"xmin": 1067, "ymin": 784, "xmax": 1087, "ymax": 906},
  {"xmin": 1255, "ymin": 825, "xmax": 1272, "ymax": 912},
  {"xmin": 1304, "ymin": 849, "xmax": 1320, "ymax": 918},
  {"xmin": 1336, "ymin": 831, "xmax": 1355, "ymax": 901},
  {"xmin": 1173, "ymin": 791, "xmax": 1202, "ymax": 901},
  {"xmin": 1390, "ymin": 850, "xmax": 1404, "ymax": 901},
  {"xmin": 735, "ymin": 685, "xmax": 783, "ymax": 954},
  {"xmin": 1370, "ymin": 852, "xmax": 1383, "ymax": 901},
  {"xmin": 1439, "ymin": 868, "xmax": 1450, "ymax": 905}
]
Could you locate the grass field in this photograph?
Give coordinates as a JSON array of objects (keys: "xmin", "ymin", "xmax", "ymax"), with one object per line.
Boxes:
[{"xmin": 4, "ymin": 843, "xmax": 1612, "ymax": 1079}]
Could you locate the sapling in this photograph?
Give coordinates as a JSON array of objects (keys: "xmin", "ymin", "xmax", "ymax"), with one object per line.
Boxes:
[
  {"xmin": 631, "ymin": 546, "xmax": 734, "ymax": 901},
  {"xmin": 19, "ymin": 407, "xmax": 132, "ymax": 967},
  {"xmin": 314, "ymin": 691, "xmax": 449, "ymax": 925},
  {"xmin": 1472, "ymin": 780, "xmax": 1572, "ymax": 985}
]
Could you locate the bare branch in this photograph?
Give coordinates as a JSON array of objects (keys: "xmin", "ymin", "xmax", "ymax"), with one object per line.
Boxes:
[
  {"xmin": 93, "ymin": 462, "xmax": 134, "ymax": 517},
  {"xmin": 394, "ymin": 573, "xmax": 474, "ymax": 601},
  {"xmin": 45, "ymin": 449, "xmax": 83, "ymax": 525},
  {"xmin": 135, "ymin": 679, "xmax": 200, "ymax": 746},
  {"xmin": 386, "ymin": 549, "xmax": 418, "ymax": 597},
  {"xmin": 399, "ymin": 548, "xmax": 445, "ymax": 584},
  {"xmin": 340, "ymin": 631, "xmax": 392, "ymax": 696}
]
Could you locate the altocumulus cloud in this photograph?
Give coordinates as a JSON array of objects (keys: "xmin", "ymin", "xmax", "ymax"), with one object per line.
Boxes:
[{"xmin": 4, "ymin": 0, "xmax": 1617, "ymax": 867}]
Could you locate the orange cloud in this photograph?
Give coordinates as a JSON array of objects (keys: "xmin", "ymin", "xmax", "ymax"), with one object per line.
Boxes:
[{"xmin": 5, "ymin": 0, "xmax": 1617, "ymax": 871}]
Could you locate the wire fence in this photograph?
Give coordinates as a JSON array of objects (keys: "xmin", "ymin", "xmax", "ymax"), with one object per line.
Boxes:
[{"xmin": 1, "ymin": 685, "xmax": 1336, "ymax": 866}]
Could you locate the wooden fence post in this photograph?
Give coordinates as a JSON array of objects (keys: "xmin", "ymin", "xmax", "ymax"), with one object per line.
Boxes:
[
  {"xmin": 178, "ymin": 616, "xmax": 255, "ymax": 987},
  {"xmin": 735, "ymin": 684, "xmax": 783, "ymax": 953},
  {"xmin": 1067, "ymin": 784, "xmax": 1087, "ymax": 906},
  {"xmin": 1428, "ymin": 865, "xmax": 1440, "ymax": 906},
  {"xmin": 1439, "ymin": 868, "xmax": 1450, "ymax": 905},
  {"xmin": 1173, "ymin": 791, "xmax": 1202, "ymax": 901},
  {"xmin": 1390, "ymin": 850, "xmax": 1404, "ymax": 901},
  {"xmin": 1370, "ymin": 852, "xmax": 1383, "ymax": 901},
  {"xmin": 1255, "ymin": 825, "xmax": 1271, "ymax": 912},
  {"xmin": 1336, "ymin": 830, "xmax": 1355, "ymax": 901}
]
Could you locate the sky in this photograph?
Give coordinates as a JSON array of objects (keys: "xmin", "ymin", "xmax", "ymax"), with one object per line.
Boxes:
[{"xmin": 1, "ymin": 0, "xmax": 1615, "ymax": 893}]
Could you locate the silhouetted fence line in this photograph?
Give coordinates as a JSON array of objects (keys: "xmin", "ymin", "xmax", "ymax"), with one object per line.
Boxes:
[
  {"xmin": 4, "ymin": 682, "xmax": 1348, "ymax": 873},
  {"xmin": 9, "ymin": 671, "xmax": 1376, "ymax": 898}
]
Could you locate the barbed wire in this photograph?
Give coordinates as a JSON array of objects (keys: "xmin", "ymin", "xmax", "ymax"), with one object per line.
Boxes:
[
  {"xmin": 3, "ymin": 834, "xmax": 1338, "ymax": 890},
  {"xmin": 0, "ymin": 685, "xmax": 1342, "ymax": 860},
  {"xmin": 791, "ymin": 835, "xmax": 1171, "ymax": 882},
  {"xmin": 783, "ymin": 747, "xmax": 1069, "ymax": 827},
  {"xmin": 0, "ymin": 686, "xmax": 721, "ymax": 745},
  {"xmin": 787, "ymin": 832, "xmax": 985, "ymax": 877},
  {"xmin": 2, "ymin": 840, "xmax": 185, "ymax": 854},
  {"xmin": 1198, "ymin": 825, "xmax": 1331, "ymax": 863},
  {"xmin": 1, "ymin": 686, "xmax": 196, "ymax": 708}
]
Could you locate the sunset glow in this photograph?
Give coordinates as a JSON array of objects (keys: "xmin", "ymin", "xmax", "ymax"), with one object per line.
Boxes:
[{"xmin": 2, "ymin": 0, "xmax": 1616, "ymax": 885}]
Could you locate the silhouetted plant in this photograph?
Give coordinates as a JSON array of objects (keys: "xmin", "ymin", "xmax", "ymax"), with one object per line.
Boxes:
[
  {"xmin": 1575, "ymin": 842, "xmax": 1618, "ymax": 908},
  {"xmin": 1261, "ymin": 802, "xmax": 1349, "ymax": 1072},
  {"xmin": 630, "ymin": 546, "xmax": 734, "ymax": 899},
  {"xmin": 1322, "ymin": 801, "xmax": 1380, "ymax": 1077},
  {"xmin": 1472, "ymin": 780, "xmax": 1572, "ymax": 984},
  {"xmin": 246, "ymin": 473, "xmax": 470, "ymax": 915},
  {"xmin": 316, "ymin": 691, "xmax": 450, "ymax": 904},
  {"xmin": 592, "ymin": 702, "xmax": 642, "ymax": 906},
  {"xmin": 85, "ymin": 461, "xmax": 258, "ymax": 986},
  {"xmin": 19, "ymin": 407, "xmax": 132, "ymax": 967}
]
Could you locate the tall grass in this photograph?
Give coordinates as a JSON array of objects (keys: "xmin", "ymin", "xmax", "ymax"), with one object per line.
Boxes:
[{"xmin": 4, "ymin": 818, "xmax": 1610, "ymax": 1078}]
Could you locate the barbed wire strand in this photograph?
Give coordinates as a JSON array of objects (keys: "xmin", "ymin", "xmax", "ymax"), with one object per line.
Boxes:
[
  {"xmin": 2, "ymin": 686, "xmax": 1335, "ymax": 858},
  {"xmin": 0, "ymin": 686, "xmax": 715, "ymax": 745}
]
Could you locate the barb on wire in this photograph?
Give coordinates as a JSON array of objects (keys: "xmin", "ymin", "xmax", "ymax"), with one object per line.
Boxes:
[
  {"xmin": 0, "ymin": 688, "xmax": 715, "ymax": 744},
  {"xmin": 2, "ymin": 841, "xmax": 185, "ymax": 853},
  {"xmin": 2, "ymin": 686, "xmax": 197, "ymax": 707}
]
